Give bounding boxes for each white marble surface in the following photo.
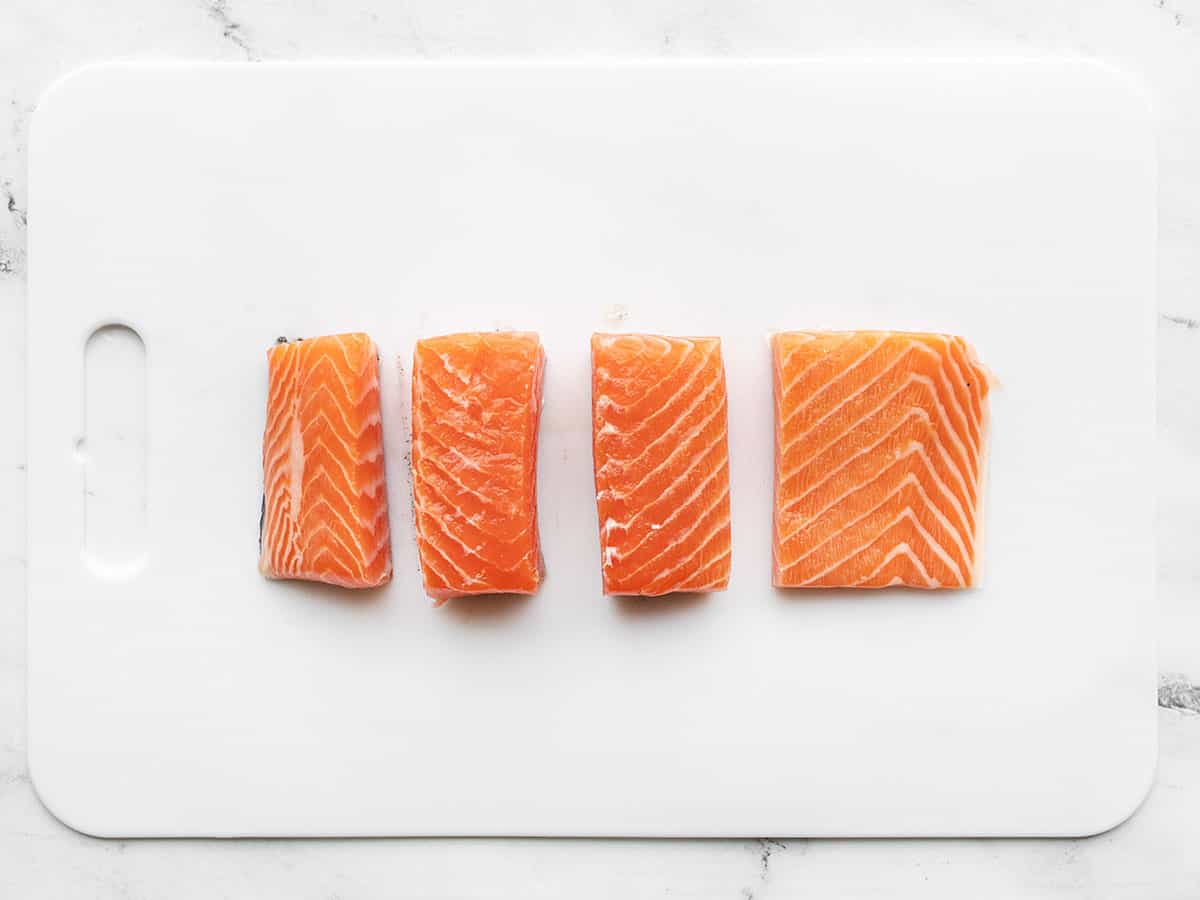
[0,1,1197,896]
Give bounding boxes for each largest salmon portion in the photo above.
[772,331,992,589]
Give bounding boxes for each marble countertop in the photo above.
[1,1,1197,897]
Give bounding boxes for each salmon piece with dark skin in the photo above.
[260,333,391,589]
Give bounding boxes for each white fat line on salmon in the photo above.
[299,382,381,440]
[777,332,872,406]
[778,441,973,564]
[603,447,729,559]
[779,373,977,515]
[593,333,684,362]
[680,572,731,593]
[295,425,372,490]
[595,377,721,479]
[262,485,296,551]
[414,405,511,457]
[301,457,365,515]
[263,350,301,448]
[412,482,533,548]
[916,384,979,506]
[778,335,890,431]
[287,399,305,529]
[854,541,938,588]
[773,331,823,379]
[644,546,732,595]
[778,424,975,555]
[324,334,366,376]
[780,472,969,581]
[597,422,726,510]
[593,339,714,417]
[302,494,377,549]
[306,342,380,404]
[414,361,478,413]
[779,408,930,506]
[943,349,988,458]
[415,503,518,569]
[928,338,985,445]
[795,505,965,587]
[907,343,982,478]
[618,493,731,583]
[685,546,736,586]
[418,534,485,587]
[416,553,456,594]
[435,352,474,386]
[358,475,388,499]
[356,492,391,528]
[597,392,726,493]
[600,335,705,380]
[417,427,522,472]
[303,523,373,581]
[415,453,517,515]
[784,337,966,445]
[414,497,536,570]
[363,527,393,563]
[603,545,619,569]
[643,529,731,593]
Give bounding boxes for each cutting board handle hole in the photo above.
[81,324,148,579]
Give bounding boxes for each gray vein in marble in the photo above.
[3,179,27,228]
[203,0,260,61]
[0,239,24,277]
[8,99,33,143]
[1159,674,1200,713]
[741,839,788,899]
[1160,313,1199,329]
[1154,0,1188,29]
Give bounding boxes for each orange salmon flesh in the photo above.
[591,333,733,596]
[772,331,991,589]
[410,332,545,603]
[260,333,392,589]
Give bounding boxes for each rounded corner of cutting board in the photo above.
[1069,738,1159,839]
[31,63,122,140]
[25,749,122,840]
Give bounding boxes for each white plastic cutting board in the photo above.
[27,60,1156,838]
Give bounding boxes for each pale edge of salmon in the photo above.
[259,333,393,590]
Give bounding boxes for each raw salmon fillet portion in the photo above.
[772,331,991,589]
[591,334,733,596]
[411,332,545,603]
[260,333,392,589]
